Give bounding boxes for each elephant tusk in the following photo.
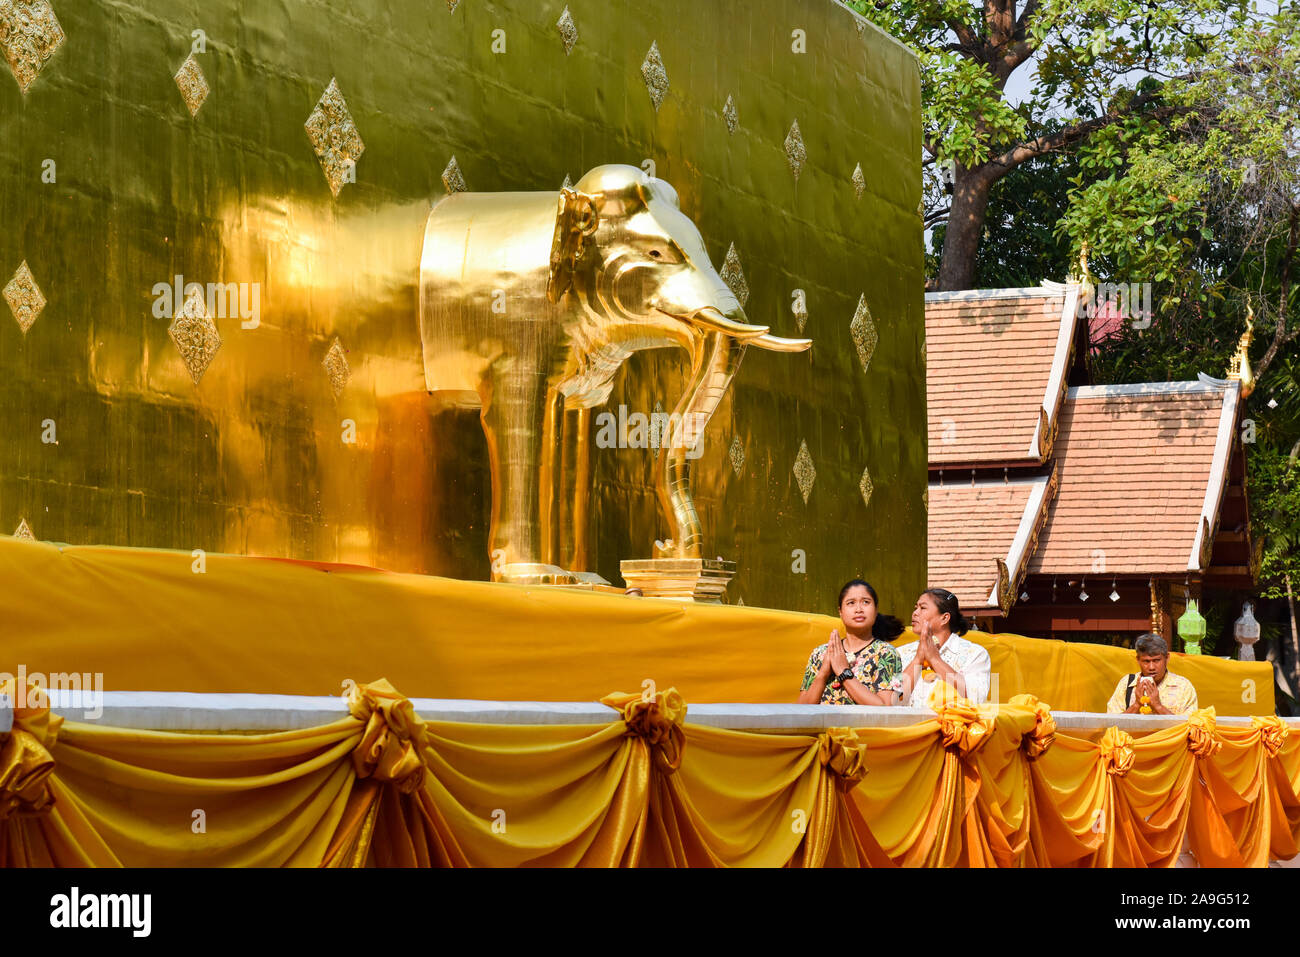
[689,306,770,340]
[749,332,813,353]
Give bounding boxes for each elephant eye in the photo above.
[649,249,662,259]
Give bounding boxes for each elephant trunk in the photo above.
[655,330,748,558]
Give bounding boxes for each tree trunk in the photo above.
[937,167,995,291]
[1287,576,1299,706]
[1253,202,1298,385]
[1285,436,1300,705]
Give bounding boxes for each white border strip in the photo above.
[930,475,1051,490]
[987,475,1052,609]
[925,286,1053,303]
[1027,284,1080,457]
[7,691,1289,735]
[1189,380,1241,570]
[1069,378,1224,399]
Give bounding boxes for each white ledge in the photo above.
[1,692,1293,735]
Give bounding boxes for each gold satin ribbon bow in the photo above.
[1009,693,1056,758]
[819,728,869,790]
[1099,726,1135,777]
[346,678,430,794]
[0,678,63,821]
[1186,707,1222,759]
[1251,715,1290,758]
[600,687,687,774]
[929,682,993,755]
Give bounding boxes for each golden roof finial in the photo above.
[1228,301,1256,397]
[1072,241,1094,301]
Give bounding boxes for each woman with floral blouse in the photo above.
[797,579,905,705]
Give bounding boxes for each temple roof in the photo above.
[1027,376,1242,576]
[928,469,1057,615]
[924,280,1254,620]
[925,282,1080,468]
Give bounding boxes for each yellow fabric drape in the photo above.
[3,676,1299,868]
[0,537,1273,714]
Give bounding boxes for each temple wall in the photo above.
[0,0,924,613]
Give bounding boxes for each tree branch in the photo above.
[943,16,980,56]
[983,91,1188,181]
[1014,0,1041,36]
[998,39,1035,80]
[925,206,952,226]
[991,0,1014,45]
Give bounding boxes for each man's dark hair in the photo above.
[1134,633,1169,657]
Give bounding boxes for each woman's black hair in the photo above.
[837,579,905,640]
[922,587,970,636]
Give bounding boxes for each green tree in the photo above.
[929,133,1078,287]
[844,0,1250,290]
[1057,7,1300,694]
[1058,7,1299,392]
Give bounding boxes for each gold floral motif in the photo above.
[852,162,865,199]
[305,77,365,198]
[849,294,878,371]
[4,260,45,334]
[556,7,577,55]
[441,155,467,194]
[174,52,208,117]
[719,243,748,308]
[728,436,745,476]
[784,120,806,181]
[793,440,816,504]
[168,288,222,385]
[0,0,65,94]
[641,41,668,111]
[723,94,738,134]
[12,517,35,541]
[859,466,873,509]
[323,337,351,399]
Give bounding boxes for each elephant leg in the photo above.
[479,368,569,582]
[539,389,565,567]
[656,332,748,558]
[569,406,592,571]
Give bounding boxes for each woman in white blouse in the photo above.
[896,588,992,706]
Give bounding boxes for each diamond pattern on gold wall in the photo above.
[174,53,209,117]
[168,288,222,385]
[0,0,65,94]
[305,78,364,198]
[4,260,45,334]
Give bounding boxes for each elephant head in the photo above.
[545,165,812,559]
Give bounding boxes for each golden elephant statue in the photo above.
[419,165,811,584]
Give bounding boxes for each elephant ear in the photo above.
[546,187,600,304]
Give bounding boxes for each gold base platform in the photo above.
[619,558,737,602]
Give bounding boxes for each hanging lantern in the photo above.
[1177,599,1207,655]
[1235,602,1261,661]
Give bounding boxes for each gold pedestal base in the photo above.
[619,558,736,603]
[497,564,611,587]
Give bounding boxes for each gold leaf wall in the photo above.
[0,0,926,616]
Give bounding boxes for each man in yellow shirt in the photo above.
[1106,633,1199,715]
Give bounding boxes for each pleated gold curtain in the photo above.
[2,677,1297,867]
